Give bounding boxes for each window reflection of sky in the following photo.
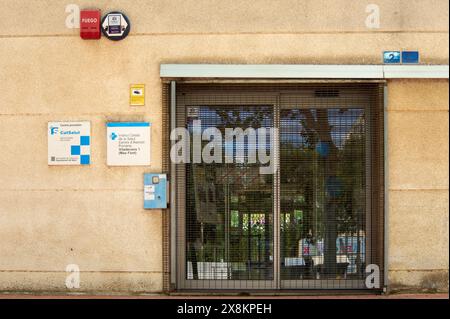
[186,107,364,156]
[187,106,273,158]
[281,108,365,149]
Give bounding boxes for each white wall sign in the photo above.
[48,121,91,165]
[106,122,151,166]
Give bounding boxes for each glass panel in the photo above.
[280,108,366,281]
[185,106,274,280]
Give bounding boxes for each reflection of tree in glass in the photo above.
[284,108,365,278]
[186,106,274,280]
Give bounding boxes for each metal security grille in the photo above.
[280,88,373,289]
[172,82,384,291]
[162,82,171,291]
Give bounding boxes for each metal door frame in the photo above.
[169,82,383,291]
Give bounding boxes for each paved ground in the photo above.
[0,293,448,299]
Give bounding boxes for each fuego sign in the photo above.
[80,9,101,39]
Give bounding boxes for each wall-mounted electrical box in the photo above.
[144,173,168,209]
[80,9,101,39]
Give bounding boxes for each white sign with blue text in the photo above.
[48,121,91,165]
[106,122,151,166]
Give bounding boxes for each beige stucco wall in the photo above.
[387,79,449,292]
[0,0,448,293]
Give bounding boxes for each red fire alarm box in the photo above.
[80,10,101,39]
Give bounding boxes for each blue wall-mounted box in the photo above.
[144,173,168,209]
[402,51,420,64]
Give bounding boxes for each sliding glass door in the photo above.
[279,96,369,289]
[185,105,274,288]
[174,84,382,290]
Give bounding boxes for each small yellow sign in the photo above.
[130,84,145,106]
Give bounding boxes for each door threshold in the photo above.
[169,289,383,297]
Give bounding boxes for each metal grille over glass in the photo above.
[280,104,368,289]
[174,83,384,290]
[186,106,274,283]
